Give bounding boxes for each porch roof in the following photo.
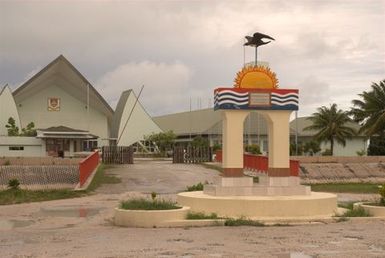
[36,126,98,139]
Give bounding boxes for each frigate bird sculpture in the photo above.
[244,32,275,65]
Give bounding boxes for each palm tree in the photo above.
[351,80,385,137]
[304,104,356,156]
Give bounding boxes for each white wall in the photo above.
[117,92,162,146]
[0,86,21,136]
[0,136,44,157]
[16,83,109,146]
[320,137,367,156]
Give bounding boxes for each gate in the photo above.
[173,146,213,163]
[102,146,134,164]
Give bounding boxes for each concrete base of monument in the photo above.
[203,176,310,196]
[177,191,337,219]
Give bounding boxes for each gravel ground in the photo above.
[0,160,384,258]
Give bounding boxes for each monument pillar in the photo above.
[222,110,249,177]
[260,110,292,177]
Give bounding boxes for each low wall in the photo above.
[215,150,299,176]
[0,165,79,190]
[292,156,385,164]
[79,151,100,187]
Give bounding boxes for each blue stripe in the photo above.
[271,94,298,99]
[216,92,249,98]
[271,99,298,104]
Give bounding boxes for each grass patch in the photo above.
[120,198,181,210]
[200,163,223,173]
[224,217,264,227]
[310,183,380,194]
[186,211,219,220]
[86,164,121,192]
[0,189,87,205]
[342,206,371,217]
[186,182,205,191]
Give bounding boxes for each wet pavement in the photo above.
[0,160,384,257]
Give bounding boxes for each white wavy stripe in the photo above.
[217,100,249,105]
[216,90,249,96]
[271,100,298,106]
[271,92,298,97]
[271,96,298,102]
[216,95,248,101]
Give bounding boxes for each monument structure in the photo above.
[178,32,337,219]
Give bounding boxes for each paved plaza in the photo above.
[0,160,384,258]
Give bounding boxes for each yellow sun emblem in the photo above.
[234,65,279,89]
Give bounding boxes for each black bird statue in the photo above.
[244,32,275,47]
[244,32,275,65]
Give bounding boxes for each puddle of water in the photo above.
[39,205,103,218]
[0,219,34,230]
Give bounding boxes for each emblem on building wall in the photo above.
[48,97,60,111]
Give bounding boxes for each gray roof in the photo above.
[39,126,88,133]
[154,110,363,137]
[154,108,280,136]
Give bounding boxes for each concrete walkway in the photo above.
[96,159,221,194]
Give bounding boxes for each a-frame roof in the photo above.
[13,55,114,118]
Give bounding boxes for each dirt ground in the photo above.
[0,160,384,258]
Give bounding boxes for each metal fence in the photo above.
[173,146,213,163]
[101,146,134,164]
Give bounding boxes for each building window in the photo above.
[9,146,24,151]
[82,140,98,151]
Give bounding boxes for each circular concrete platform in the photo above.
[177,191,337,219]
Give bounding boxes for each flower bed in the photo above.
[114,198,190,228]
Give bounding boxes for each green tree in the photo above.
[21,122,37,136]
[304,104,356,156]
[351,80,385,137]
[290,142,303,156]
[5,117,37,137]
[145,131,176,156]
[367,137,385,155]
[5,117,20,136]
[191,136,209,148]
[303,141,321,156]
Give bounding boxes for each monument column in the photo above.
[260,110,292,177]
[222,110,249,177]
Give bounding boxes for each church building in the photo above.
[0,55,162,157]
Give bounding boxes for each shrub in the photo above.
[186,212,218,220]
[245,144,261,155]
[3,160,11,166]
[224,217,264,227]
[186,182,204,191]
[378,184,385,206]
[343,206,371,217]
[212,143,222,152]
[151,192,157,201]
[322,149,332,156]
[8,179,20,190]
[120,198,181,210]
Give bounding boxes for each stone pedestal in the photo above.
[203,175,310,196]
[221,110,249,177]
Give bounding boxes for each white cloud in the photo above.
[0,0,384,117]
[96,61,193,115]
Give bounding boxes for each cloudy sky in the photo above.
[1,0,384,118]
